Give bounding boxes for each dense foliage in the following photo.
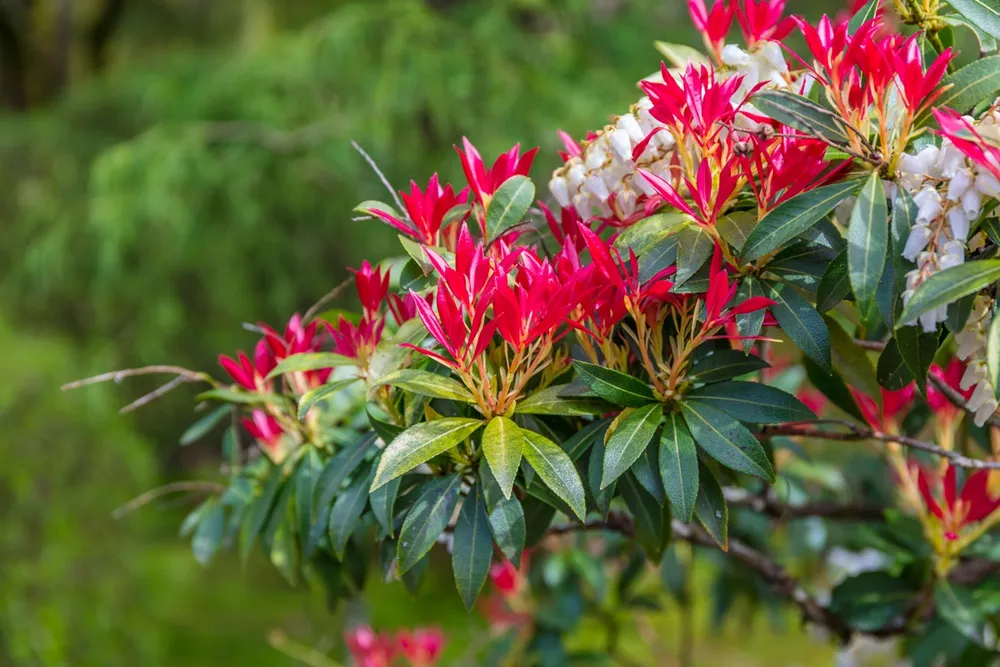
[74,0,1000,665]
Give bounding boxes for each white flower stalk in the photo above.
[954,296,999,426]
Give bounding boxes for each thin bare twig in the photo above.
[111,481,225,519]
[722,487,885,521]
[303,278,352,323]
[761,421,1000,470]
[268,630,345,667]
[62,365,215,391]
[350,141,405,213]
[119,375,190,413]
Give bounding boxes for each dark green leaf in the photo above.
[803,357,866,422]
[932,56,1000,116]
[377,368,475,402]
[694,461,728,549]
[297,378,361,420]
[192,501,225,566]
[522,496,557,546]
[689,349,769,383]
[849,0,880,32]
[947,0,1000,40]
[765,280,832,373]
[515,384,611,416]
[769,243,831,291]
[675,225,714,286]
[314,433,374,512]
[372,417,483,490]
[736,277,767,352]
[830,571,915,631]
[295,448,323,554]
[588,436,616,520]
[638,232,681,283]
[521,429,587,521]
[481,416,524,500]
[892,190,918,298]
[485,175,535,243]
[896,325,939,395]
[899,260,1000,328]
[265,352,354,379]
[630,445,666,505]
[816,250,850,312]
[488,495,526,567]
[827,315,881,403]
[680,402,775,482]
[398,474,463,574]
[602,403,662,489]
[687,381,815,424]
[180,406,230,446]
[621,473,671,563]
[574,361,657,407]
[716,211,755,252]
[751,91,852,147]
[370,476,401,537]
[944,14,999,54]
[328,465,372,559]
[367,318,429,386]
[240,464,284,562]
[847,171,888,310]
[559,418,610,462]
[947,293,976,333]
[659,412,699,522]
[877,338,915,391]
[452,486,493,610]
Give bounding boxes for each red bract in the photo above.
[578,223,677,316]
[456,137,538,206]
[688,0,734,58]
[851,384,916,431]
[884,36,952,115]
[639,157,741,227]
[353,261,390,318]
[260,314,332,391]
[642,63,744,148]
[242,410,285,458]
[345,626,396,667]
[370,175,468,247]
[934,109,1000,181]
[743,136,839,211]
[736,0,792,47]
[928,360,973,423]
[219,339,275,392]
[493,253,579,351]
[327,314,385,362]
[702,245,774,332]
[793,16,879,89]
[397,628,445,667]
[915,464,1000,540]
[538,201,587,251]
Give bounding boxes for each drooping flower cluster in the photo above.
[345,625,445,667]
[954,295,999,426]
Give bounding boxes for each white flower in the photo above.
[940,240,966,269]
[567,162,586,190]
[919,309,942,333]
[962,187,983,219]
[976,171,1000,198]
[948,207,971,242]
[968,380,995,413]
[549,175,570,208]
[615,187,637,217]
[899,146,939,178]
[609,128,633,162]
[722,44,752,67]
[947,168,973,201]
[901,225,932,261]
[939,141,967,178]
[914,186,943,225]
[585,174,609,200]
[617,114,645,143]
[974,397,998,426]
[758,41,788,73]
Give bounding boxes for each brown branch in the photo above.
[119,376,191,413]
[61,365,215,391]
[111,481,225,519]
[722,487,885,521]
[303,278,352,323]
[762,421,1000,470]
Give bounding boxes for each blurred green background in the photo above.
[0,1,844,665]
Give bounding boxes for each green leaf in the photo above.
[944,14,998,54]
[601,403,662,489]
[849,0,880,32]
[693,461,728,549]
[614,212,686,255]
[947,0,1000,40]
[297,377,360,420]
[630,446,666,505]
[751,90,852,146]
[674,225,714,286]
[621,473,671,563]
[899,260,1000,328]
[690,349,769,383]
[295,448,323,554]
[769,243,832,291]
[659,412,699,522]
[452,486,493,610]
[574,361,657,407]
[180,406,230,446]
[377,368,474,402]
[891,189,918,297]
[314,433,374,512]
[482,416,525,500]
[638,232,681,283]
[687,381,815,424]
[265,352,354,379]
[803,357,866,422]
[197,388,283,406]
[397,474,463,574]
[367,409,403,444]
[826,316,881,403]
[877,338,915,391]
[485,175,535,243]
[588,435,616,519]
[559,419,610,462]
[816,250,851,312]
[947,293,976,333]
[372,418,483,490]
[765,280,832,373]
[988,315,1000,399]
[716,211,755,252]
[829,571,915,631]
[192,501,225,566]
[367,318,429,386]
[370,476,401,537]
[680,402,775,482]
[516,384,611,416]
[932,56,1000,115]
[488,495,526,567]
[847,171,888,310]
[654,41,711,68]
[896,325,939,395]
[355,199,403,220]
[521,429,587,521]
[741,180,859,262]
[240,464,284,562]
[328,466,372,559]
[735,277,767,352]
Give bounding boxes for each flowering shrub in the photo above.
[71,0,1000,663]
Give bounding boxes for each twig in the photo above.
[852,339,886,351]
[62,365,215,391]
[119,376,190,413]
[303,278,352,323]
[268,630,344,667]
[111,481,225,519]
[350,141,405,213]
[761,421,1000,470]
[722,487,885,521]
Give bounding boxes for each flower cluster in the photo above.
[344,626,445,667]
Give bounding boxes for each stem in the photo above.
[111,481,225,519]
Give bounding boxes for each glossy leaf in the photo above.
[516,384,611,416]
[574,361,657,407]
[265,352,354,379]
[674,225,714,286]
[485,175,535,243]
[452,486,493,610]
[372,418,483,490]
[735,277,767,352]
[192,501,225,566]
[689,349,769,383]
[816,250,850,312]
[614,212,686,255]
[297,377,360,420]
[294,448,323,554]
[694,461,728,549]
[716,211,755,252]
[680,402,775,482]
[240,464,284,562]
[765,280,832,373]
[180,406,230,446]
[521,429,587,521]
[328,465,372,559]
[932,56,1000,115]
[827,316,881,404]
[559,418,610,462]
[751,91,852,146]
[638,232,681,283]
[488,495,526,567]
[621,473,671,563]
[314,433,374,512]
[482,416,524,500]
[687,381,815,424]
[877,338,915,391]
[849,0,879,32]
[397,474,463,574]
[896,325,939,395]
[630,445,666,505]
[588,435,616,520]
[378,368,475,402]
[659,412,699,522]
[898,261,1000,328]
[601,403,662,489]
[847,171,888,310]
[804,357,866,422]
[948,0,1000,40]
[741,180,859,262]
[370,475,401,537]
